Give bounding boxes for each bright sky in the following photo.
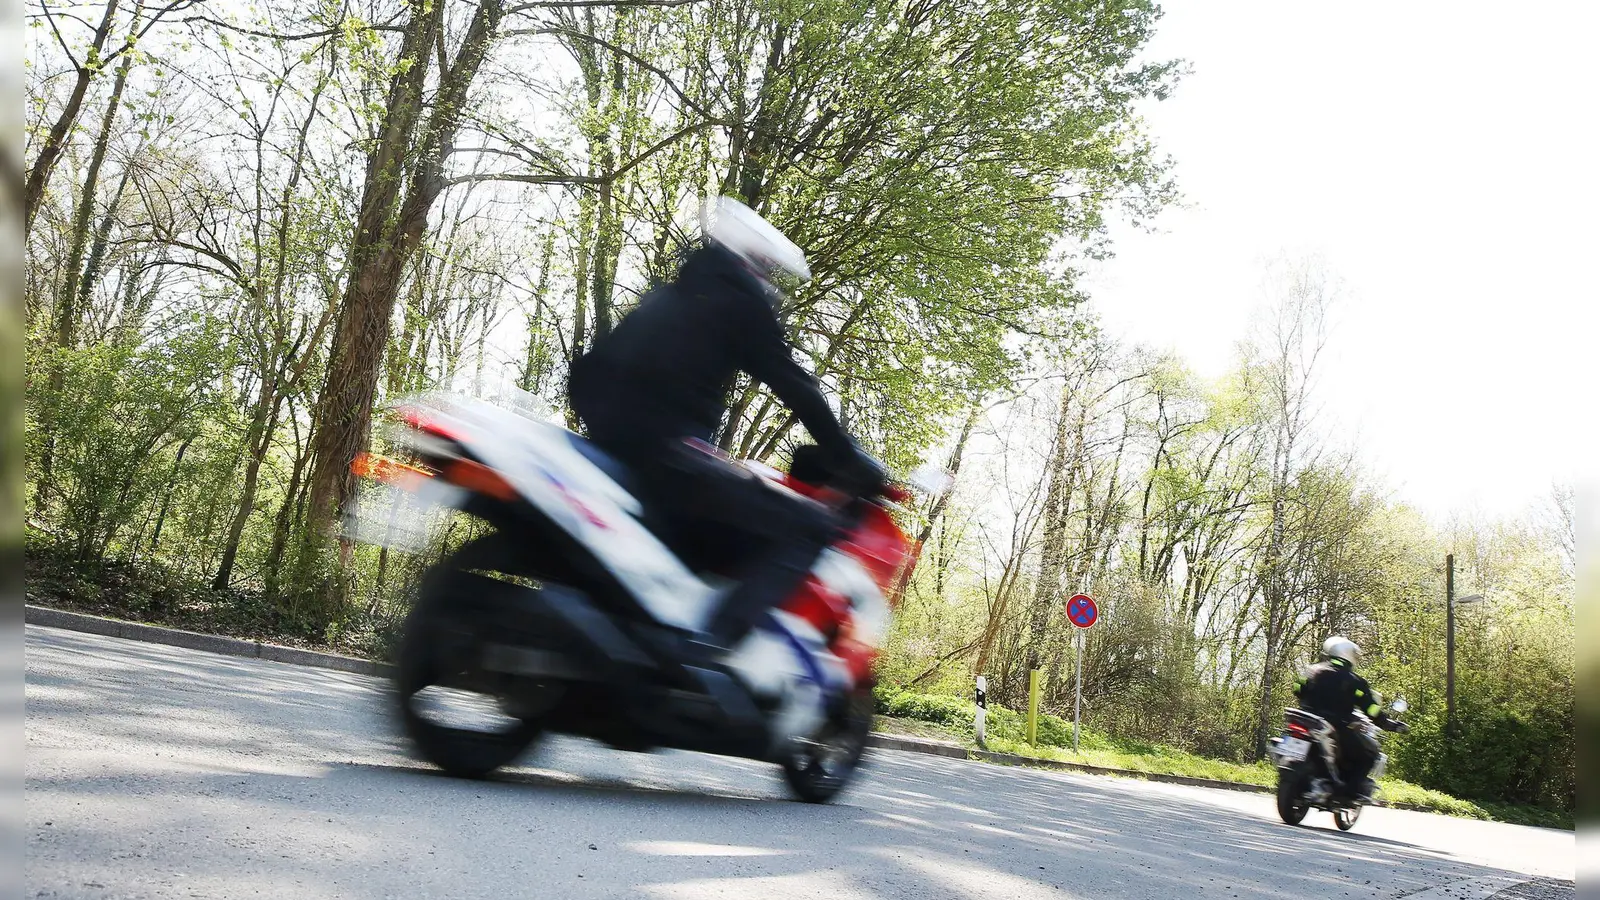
[1081,1,1599,521]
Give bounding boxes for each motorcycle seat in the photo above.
[561,432,769,574]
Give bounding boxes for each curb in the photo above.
[25,605,394,678]
[866,733,1272,794]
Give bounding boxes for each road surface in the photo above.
[25,626,1576,899]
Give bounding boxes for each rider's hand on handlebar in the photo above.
[831,442,886,496]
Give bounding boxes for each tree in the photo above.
[1249,258,1334,758]
[24,0,201,232]
[301,0,509,571]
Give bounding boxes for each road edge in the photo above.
[25,604,393,678]
[865,732,1273,794]
[18,604,1440,812]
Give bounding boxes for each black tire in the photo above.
[782,686,874,803]
[1276,767,1309,825]
[1334,806,1361,831]
[395,533,558,779]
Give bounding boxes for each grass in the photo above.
[873,688,1573,831]
[978,734,1278,787]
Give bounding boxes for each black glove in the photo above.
[831,442,886,496]
[1388,720,1409,734]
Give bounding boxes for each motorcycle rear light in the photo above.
[440,459,517,501]
[1286,722,1311,738]
[351,452,433,488]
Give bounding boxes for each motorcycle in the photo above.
[1268,697,1408,830]
[347,393,927,803]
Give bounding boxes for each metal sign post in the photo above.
[1066,593,1098,754]
[1073,630,1084,753]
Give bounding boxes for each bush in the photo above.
[874,684,1131,754]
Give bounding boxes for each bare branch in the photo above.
[444,171,604,188]
[446,121,713,189]
[508,0,700,12]
[180,13,407,41]
[503,25,720,123]
[103,0,209,65]
[38,1,85,69]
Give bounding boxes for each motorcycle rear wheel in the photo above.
[782,686,874,803]
[1276,767,1309,825]
[1334,805,1361,831]
[395,533,560,779]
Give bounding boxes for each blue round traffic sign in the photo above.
[1067,594,1098,628]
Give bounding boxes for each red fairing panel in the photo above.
[778,474,916,683]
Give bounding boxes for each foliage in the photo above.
[877,319,1576,814]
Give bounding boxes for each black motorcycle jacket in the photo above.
[570,242,854,460]
[1293,658,1400,729]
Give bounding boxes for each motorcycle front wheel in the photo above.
[1276,766,1309,825]
[782,686,874,803]
[1334,805,1361,831]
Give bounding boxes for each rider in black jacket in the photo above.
[1295,636,1408,800]
[569,197,880,655]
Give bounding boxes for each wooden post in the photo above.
[1027,670,1041,745]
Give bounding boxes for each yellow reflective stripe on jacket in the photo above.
[1366,703,1381,717]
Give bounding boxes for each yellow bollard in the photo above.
[1027,669,1041,745]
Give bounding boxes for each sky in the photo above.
[1079,1,1599,521]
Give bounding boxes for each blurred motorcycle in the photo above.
[348,393,928,802]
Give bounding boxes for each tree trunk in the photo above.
[56,43,135,349]
[148,436,192,552]
[303,0,504,546]
[25,0,123,233]
[1253,427,1292,757]
[892,404,978,601]
[35,32,137,498]
[78,170,133,334]
[518,230,557,393]
[211,375,284,590]
[1024,382,1075,671]
[265,424,313,600]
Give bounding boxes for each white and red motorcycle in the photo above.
[349,393,925,802]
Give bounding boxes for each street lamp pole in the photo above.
[1444,553,1484,737]
[1446,553,1455,735]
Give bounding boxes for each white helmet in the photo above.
[700,196,812,290]
[1322,636,1361,668]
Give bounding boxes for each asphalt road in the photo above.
[25,626,1576,900]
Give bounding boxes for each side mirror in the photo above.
[908,464,954,497]
[1390,698,1408,714]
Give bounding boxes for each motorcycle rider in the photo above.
[568,196,881,661]
[1294,636,1409,801]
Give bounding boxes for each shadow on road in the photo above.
[25,626,1565,900]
